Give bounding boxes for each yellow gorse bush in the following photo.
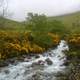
[0,31,46,59]
[48,32,60,45]
[0,31,79,60]
[67,34,80,47]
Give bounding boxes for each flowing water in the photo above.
[0,40,69,80]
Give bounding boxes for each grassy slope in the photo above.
[0,17,25,31]
[49,11,80,33]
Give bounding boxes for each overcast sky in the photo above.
[7,0,80,21]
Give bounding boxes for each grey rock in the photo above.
[0,61,8,67]
[35,55,40,59]
[45,58,53,65]
[4,70,10,74]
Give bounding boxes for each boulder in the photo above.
[63,60,70,66]
[45,58,53,65]
[0,61,9,67]
[38,60,45,65]
[4,70,10,74]
[31,60,45,67]
[24,58,30,62]
[35,55,40,59]
[31,62,39,67]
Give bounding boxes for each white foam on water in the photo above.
[0,40,69,80]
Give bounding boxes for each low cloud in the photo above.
[7,0,80,21]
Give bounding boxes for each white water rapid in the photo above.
[0,40,69,80]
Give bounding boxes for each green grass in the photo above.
[48,11,80,33]
[0,17,26,31]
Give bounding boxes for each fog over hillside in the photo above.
[7,0,80,21]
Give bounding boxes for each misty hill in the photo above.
[49,11,80,33]
[0,17,25,31]
[0,11,80,33]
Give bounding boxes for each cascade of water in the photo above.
[0,40,69,80]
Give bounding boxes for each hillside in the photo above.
[0,17,25,31]
[49,11,80,33]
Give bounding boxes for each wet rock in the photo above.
[31,72,43,80]
[22,55,27,58]
[31,60,45,68]
[48,53,53,57]
[45,58,53,65]
[13,60,19,65]
[30,71,54,80]
[4,70,10,74]
[8,59,15,64]
[13,73,20,79]
[54,72,65,77]
[57,76,68,80]
[0,61,9,67]
[5,58,19,65]
[24,58,29,62]
[24,56,33,62]
[38,60,45,65]
[69,64,80,80]
[31,62,39,67]
[17,57,24,62]
[63,60,70,66]
[35,55,40,59]
[27,56,31,59]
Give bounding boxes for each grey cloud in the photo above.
[7,0,80,21]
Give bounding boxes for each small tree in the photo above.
[49,20,68,34]
[26,13,48,31]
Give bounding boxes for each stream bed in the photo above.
[0,40,69,80]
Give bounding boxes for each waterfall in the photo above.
[0,40,69,80]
